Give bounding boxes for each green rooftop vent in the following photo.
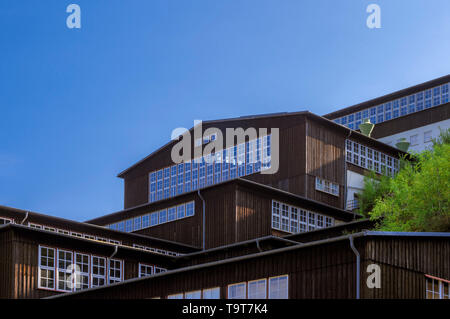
[395,138,410,152]
[359,118,374,137]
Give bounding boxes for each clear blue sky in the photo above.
[1,0,449,221]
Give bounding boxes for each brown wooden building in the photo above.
[48,231,450,299]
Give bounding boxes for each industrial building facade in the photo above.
[0,76,449,299]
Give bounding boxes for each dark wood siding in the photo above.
[371,102,450,139]
[58,235,450,299]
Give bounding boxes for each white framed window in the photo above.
[139,264,154,277]
[315,177,339,196]
[38,246,55,290]
[168,293,184,299]
[154,267,167,273]
[56,249,73,292]
[248,279,267,299]
[185,290,202,299]
[0,217,13,225]
[43,226,56,232]
[426,276,450,299]
[29,223,42,229]
[345,139,398,176]
[91,256,106,287]
[272,200,333,233]
[75,253,90,291]
[168,206,177,221]
[228,282,246,299]
[268,275,288,299]
[186,201,195,217]
[202,287,220,299]
[108,259,122,284]
[271,201,280,229]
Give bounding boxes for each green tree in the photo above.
[359,129,450,232]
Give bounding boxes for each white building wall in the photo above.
[346,170,366,210]
[377,119,450,153]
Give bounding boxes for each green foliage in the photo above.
[359,129,450,232]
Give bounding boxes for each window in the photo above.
[203,287,220,299]
[177,204,185,219]
[272,201,280,229]
[159,209,167,224]
[248,279,267,299]
[91,256,106,287]
[139,264,154,277]
[268,275,288,299]
[155,267,167,273]
[75,253,90,291]
[410,134,418,146]
[168,207,177,222]
[39,246,55,289]
[281,204,289,232]
[108,259,122,284]
[345,139,398,176]
[57,249,73,292]
[185,290,202,299]
[142,215,150,229]
[272,200,333,234]
[228,282,246,299]
[0,217,13,225]
[186,201,195,217]
[424,130,432,143]
[426,276,450,299]
[133,216,141,231]
[315,177,339,196]
[150,212,158,226]
[125,219,133,232]
[168,293,184,299]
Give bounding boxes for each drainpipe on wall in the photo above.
[197,189,206,250]
[20,211,29,225]
[349,235,361,299]
[109,245,118,259]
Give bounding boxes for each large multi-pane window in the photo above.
[271,200,334,234]
[203,287,220,299]
[248,279,267,299]
[228,282,246,299]
[346,140,399,177]
[57,249,73,292]
[39,246,124,292]
[334,83,450,128]
[38,246,55,289]
[268,275,289,299]
[185,290,202,299]
[227,275,288,299]
[148,135,272,203]
[426,276,450,299]
[75,253,90,290]
[91,256,107,287]
[108,259,123,284]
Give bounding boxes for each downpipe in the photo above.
[349,235,360,299]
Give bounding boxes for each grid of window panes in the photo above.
[333,83,450,129]
[149,134,272,203]
[271,200,334,234]
[426,277,450,299]
[38,246,123,292]
[227,275,288,299]
[346,140,399,177]
[133,244,180,257]
[107,201,195,234]
[315,177,339,196]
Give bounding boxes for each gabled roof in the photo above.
[116,111,407,178]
